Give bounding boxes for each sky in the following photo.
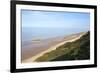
[21,10,90,30]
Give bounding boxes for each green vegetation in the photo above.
[35,32,90,62]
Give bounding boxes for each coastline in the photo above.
[22,32,86,63]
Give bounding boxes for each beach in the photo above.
[22,32,86,63]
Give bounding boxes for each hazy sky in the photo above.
[22,10,90,29]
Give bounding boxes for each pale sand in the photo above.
[22,32,86,63]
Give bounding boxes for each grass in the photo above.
[35,31,90,62]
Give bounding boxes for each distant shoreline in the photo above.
[22,32,86,63]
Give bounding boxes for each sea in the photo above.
[22,27,87,42]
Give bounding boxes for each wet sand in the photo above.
[22,32,86,63]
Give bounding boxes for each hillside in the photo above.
[35,31,90,62]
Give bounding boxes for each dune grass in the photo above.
[35,31,90,62]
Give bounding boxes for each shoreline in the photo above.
[22,32,86,63]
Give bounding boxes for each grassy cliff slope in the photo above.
[35,31,90,62]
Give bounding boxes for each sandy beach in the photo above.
[22,32,86,63]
